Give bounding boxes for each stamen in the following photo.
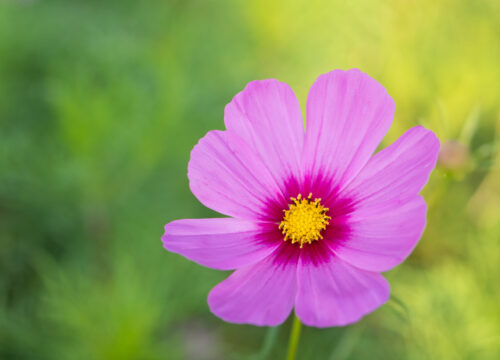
[278,193,331,248]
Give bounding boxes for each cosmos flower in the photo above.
[162,69,439,327]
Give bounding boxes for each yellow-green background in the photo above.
[1,0,499,359]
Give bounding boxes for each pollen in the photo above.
[279,193,331,248]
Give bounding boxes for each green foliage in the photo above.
[0,0,499,359]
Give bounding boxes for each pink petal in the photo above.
[303,69,395,193]
[188,130,282,219]
[332,126,440,272]
[295,244,390,327]
[224,79,304,192]
[208,245,298,326]
[162,218,280,270]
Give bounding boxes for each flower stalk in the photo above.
[286,314,302,360]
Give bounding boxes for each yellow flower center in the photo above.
[279,193,331,248]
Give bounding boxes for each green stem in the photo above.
[286,314,302,360]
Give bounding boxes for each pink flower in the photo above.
[162,69,439,328]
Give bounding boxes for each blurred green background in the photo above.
[1,0,499,359]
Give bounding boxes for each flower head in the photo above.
[162,69,440,327]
